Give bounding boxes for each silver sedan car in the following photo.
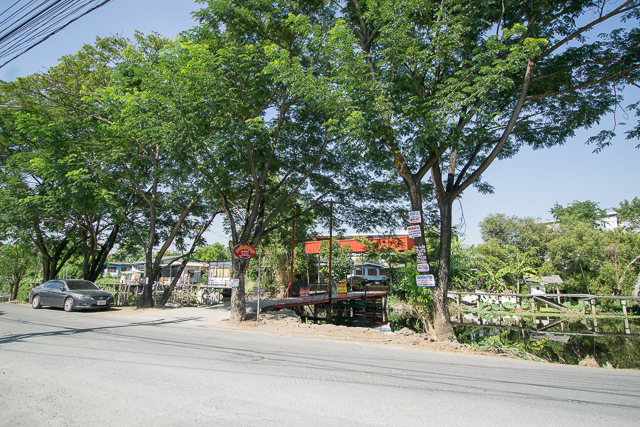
[29,279,114,312]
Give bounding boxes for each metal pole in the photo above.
[327,201,333,322]
[577,254,591,295]
[289,218,296,298]
[257,248,261,322]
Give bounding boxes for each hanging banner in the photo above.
[233,244,256,260]
[417,263,430,273]
[337,281,348,297]
[415,245,428,264]
[409,211,422,224]
[416,275,436,287]
[408,225,422,238]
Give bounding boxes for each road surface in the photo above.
[1,303,639,426]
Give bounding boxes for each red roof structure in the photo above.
[304,235,415,254]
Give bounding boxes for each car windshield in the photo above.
[65,280,99,290]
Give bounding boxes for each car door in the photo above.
[48,281,67,307]
[38,282,56,305]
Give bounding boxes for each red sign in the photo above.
[234,244,256,260]
[299,287,310,298]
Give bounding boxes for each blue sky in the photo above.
[2,0,638,246]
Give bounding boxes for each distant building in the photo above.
[523,275,563,294]
[304,234,415,255]
[131,258,208,284]
[103,262,133,278]
[348,262,389,283]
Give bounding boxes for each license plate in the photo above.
[97,300,106,306]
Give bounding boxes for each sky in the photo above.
[1,0,638,247]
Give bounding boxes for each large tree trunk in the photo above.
[82,224,120,282]
[230,255,249,323]
[138,255,158,308]
[432,200,456,341]
[403,177,437,337]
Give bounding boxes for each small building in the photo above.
[348,263,388,283]
[207,261,232,286]
[524,275,563,295]
[131,258,209,284]
[304,234,415,254]
[103,262,133,278]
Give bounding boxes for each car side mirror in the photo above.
[60,286,65,291]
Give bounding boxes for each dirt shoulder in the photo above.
[209,309,477,355]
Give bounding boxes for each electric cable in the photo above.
[0,0,116,69]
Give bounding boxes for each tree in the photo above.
[305,0,639,340]
[85,34,225,307]
[0,243,34,300]
[319,239,354,282]
[194,243,230,262]
[0,37,127,282]
[615,197,640,295]
[191,1,366,322]
[479,214,553,266]
[551,200,607,227]
[616,197,640,230]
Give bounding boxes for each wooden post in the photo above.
[456,294,460,307]
[583,300,587,315]
[314,303,319,324]
[622,299,629,317]
[530,297,535,313]
[591,298,596,315]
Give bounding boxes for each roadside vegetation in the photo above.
[1,1,639,343]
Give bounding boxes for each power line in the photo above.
[0,0,115,69]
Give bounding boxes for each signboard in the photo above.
[230,279,240,288]
[208,277,230,287]
[234,244,256,260]
[417,263,430,273]
[253,287,265,296]
[299,287,310,298]
[407,225,422,238]
[409,211,422,224]
[416,275,436,287]
[337,281,348,297]
[415,245,428,264]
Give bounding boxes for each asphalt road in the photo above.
[1,303,639,427]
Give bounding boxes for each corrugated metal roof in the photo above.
[305,235,415,254]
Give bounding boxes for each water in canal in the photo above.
[389,311,640,369]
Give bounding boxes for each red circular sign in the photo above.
[233,244,256,260]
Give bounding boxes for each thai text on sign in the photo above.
[409,211,421,223]
[416,275,436,287]
[337,281,348,297]
[408,225,421,238]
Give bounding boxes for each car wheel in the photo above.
[63,297,75,312]
[31,295,42,309]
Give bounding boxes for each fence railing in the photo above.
[448,291,640,316]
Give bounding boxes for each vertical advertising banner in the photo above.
[337,281,348,297]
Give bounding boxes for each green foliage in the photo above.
[616,198,640,231]
[319,239,354,281]
[476,200,640,296]
[194,243,230,262]
[0,243,35,300]
[551,201,607,228]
